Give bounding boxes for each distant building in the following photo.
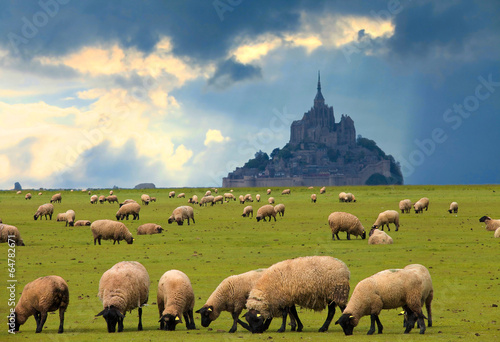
[223,72,403,188]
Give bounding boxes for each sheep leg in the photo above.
[36,312,48,333]
[34,311,41,329]
[187,218,190,225]
[235,313,251,332]
[137,307,143,331]
[367,314,383,335]
[184,309,196,330]
[318,302,336,332]
[346,232,351,240]
[192,217,195,224]
[289,305,303,332]
[277,308,288,332]
[263,317,273,332]
[58,307,65,333]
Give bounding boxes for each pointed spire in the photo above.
[314,70,325,106]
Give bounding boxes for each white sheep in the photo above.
[141,194,151,205]
[109,190,113,195]
[368,228,394,244]
[177,193,185,198]
[91,219,134,245]
[224,193,236,201]
[338,191,347,202]
[414,197,429,213]
[335,264,433,335]
[267,189,271,195]
[150,196,157,202]
[479,216,500,231]
[63,209,76,227]
[33,203,54,220]
[311,194,317,203]
[244,194,253,202]
[274,203,285,217]
[115,202,141,220]
[268,197,275,204]
[119,199,137,207]
[344,192,355,202]
[169,191,176,198]
[244,256,350,333]
[0,224,25,246]
[242,205,253,218]
[199,195,214,206]
[96,261,150,332]
[90,195,98,204]
[448,202,458,214]
[372,210,400,231]
[25,193,32,200]
[74,220,91,227]
[157,270,196,331]
[256,194,261,202]
[99,195,106,204]
[50,193,62,203]
[281,189,291,195]
[256,205,276,222]
[196,269,266,333]
[106,195,118,204]
[137,223,163,235]
[205,190,212,197]
[328,212,366,240]
[320,186,326,194]
[213,195,224,204]
[238,195,245,204]
[168,206,195,225]
[494,227,500,238]
[12,275,69,333]
[188,195,199,204]
[399,199,412,213]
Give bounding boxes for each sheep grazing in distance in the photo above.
[448,202,458,214]
[188,195,199,204]
[16,190,21,194]
[242,206,253,218]
[74,220,91,227]
[256,194,261,202]
[494,227,500,238]
[169,191,176,198]
[368,228,393,244]
[268,197,275,204]
[34,203,54,220]
[244,194,253,202]
[274,203,285,217]
[224,193,236,201]
[335,264,433,335]
[150,196,156,202]
[256,205,276,222]
[38,192,42,196]
[56,210,75,227]
[157,270,196,331]
[338,191,347,202]
[328,212,366,240]
[168,206,195,225]
[12,275,69,333]
[320,186,326,194]
[109,190,113,195]
[196,269,266,333]
[372,210,400,231]
[479,216,500,231]
[50,193,62,203]
[116,202,141,220]
[199,195,215,207]
[90,195,98,204]
[399,199,412,213]
[0,224,25,246]
[99,195,106,204]
[344,192,356,202]
[266,189,271,195]
[91,220,134,245]
[119,199,137,207]
[205,190,212,197]
[213,195,224,204]
[244,256,350,333]
[177,193,185,199]
[25,193,32,200]
[281,189,291,195]
[141,194,151,205]
[238,195,245,204]
[414,197,429,213]
[137,223,163,235]
[311,194,317,203]
[97,261,149,333]
[106,195,118,204]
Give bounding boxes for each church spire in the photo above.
[314,70,325,106]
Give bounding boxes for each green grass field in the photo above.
[1,185,499,341]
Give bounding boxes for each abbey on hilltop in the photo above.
[222,72,403,188]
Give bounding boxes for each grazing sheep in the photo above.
[50,193,62,203]
[188,195,199,204]
[115,202,141,220]
[244,256,350,333]
[168,206,195,225]
[199,195,215,207]
[150,196,157,202]
[281,189,291,195]
[328,212,366,240]
[267,189,271,195]
[238,195,245,204]
[196,269,266,333]
[106,195,118,204]
[205,190,212,197]
[268,197,275,204]
[109,190,113,195]
[399,199,412,213]
[413,197,429,213]
[141,194,151,205]
[320,187,326,194]
[448,202,458,214]
[74,220,91,227]
[368,228,394,244]
[90,195,98,204]
[335,264,433,335]
[177,193,185,198]
[119,199,137,207]
[157,270,196,331]
[91,219,134,245]
[243,194,253,202]
[213,195,224,204]
[25,193,32,200]
[0,224,25,246]
[274,203,285,217]
[96,261,149,332]
[495,227,500,238]
[372,210,400,231]
[34,203,54,220]
[256,194,261,202]
[137,223,163,235]
[242,206,253,218]
[311,194,317,203]
[169,191,176,198]
[479,216,500,231]
[338,192,347,202]
[12,275,69,333]
[57,209,75,227]
[99,195,106,204]
[16,190,21,194]
[88,190,91,195]
[38,192,42,196]
[256,205,277,222]
[224,193,236,201]
[344,193,355,202]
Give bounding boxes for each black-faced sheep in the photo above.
[96,261,150,332]
[91,219,134,245]
[256,205,276,222]
[90,195,98,204]
[281,189,291,195]
[177,193,185,199]
[328,212,366,240]
[274,203,285,217]
[268,197,275,204]
[50,193,62,203]
[414,197,429,213]
[99,195,106,204]
[106,195,118,204]
[213,195,224,204]
[399,199,412,213]
[199,195,214,206]
[34,203,54,220]
[74,220,91,227]
[311,194,317,203]
[115,202,141,220]
[244,194,253,202]
[242,205,253,218]
[224,193,236,201]
[267,189,271,195]
[56,210,75,227]
[168,206,195,225]
[372,210,399,231]
[188,195,199,204]
[368,228,394,244]
[256,194,261,202]
[137,223,163,235]
[119,199,137,207]
[25,193,32,200]
[238,195,245,204]
[338,191,347,202]
[0,224,25,246]
[244,256,350,333]
[479,216,500,231]
[12,275,69,333]
[141,194,150,205]
[150,196,156,202]
[169,191,176,198]
[335,264,433,335]
[157,270,196,331]
[320,186,326,194]
[448,202,458,213]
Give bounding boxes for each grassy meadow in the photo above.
[0,185,499,341]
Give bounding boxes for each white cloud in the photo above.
[204,129,230,146]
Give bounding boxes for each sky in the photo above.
[0,0,499,189]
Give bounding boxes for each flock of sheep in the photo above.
[3,186,498,336]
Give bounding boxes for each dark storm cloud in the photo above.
[207,57,262,89]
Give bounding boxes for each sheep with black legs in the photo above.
[328,212,366,240]
[399,199,412,213]
[242,206,253,218]
[91,220,134,245]
[479,216,500,231]
[34,203,54,220]
[50,193,62,203]
[448,202,458,213]
[141,194,150,205]
[372,210,399,231]
[0,224,25,246]
[256,205,276,222]
[311,194,317,203]
[274,203,285,217]
[168,206,195,225]
[115,202,141,220]
[137,223,163,235]
[106,195,118,204]
[414,197,429,213]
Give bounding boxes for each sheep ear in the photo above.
[95,310,106,317]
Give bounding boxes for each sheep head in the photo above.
[195,305,219,327]
[242,309,266,333]
[335,313,358,335]
[96,306,125,333]
[159,314,181,331]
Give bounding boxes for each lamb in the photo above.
[90,195,98,204]
[281,189,291,195]
[74,220,91,227]
[96,261,150,332]
[25,193,32,200]
[495,227,500,238]
[242,205,253,218]
[239,195,245,204]
[244,194,253,202]
[56,209,75,227]
[150,196,157,202]
[268,197,275,204]
[91,219,134,245]
[338,192,347,202]
[137,223,163,235]
[169,191,176,198]
[479,216,500,231]
[256,194,261,202]
[12,275,69,333]
[244,256,350,333]
[199,195,214,206]
[188,195,199,204]
[168,206,195,225]
[157,270,196,331]
[205,190,212,196]
[413,197,429,213]
[328,212,366,240]
[311,194,317,203]
[448,202,458,214]
[177,193,185,198]
[267,189,271,195]
[196,269,266,333]
[213,195,224,204]
[335,264,433,335]
[320,186,326,194]
[368,228,394,244]
[140,194,151,205]
[115,202,141,220]
[224,193,236,201]
[50,193,62,203]
[34,203,54,220]
[106,195,118,204]
[0,224,25,246]
[372,210,400,231]
[399,199,412,213]
[99,195,106,204]
[256,205,277,222]
[274,203,285,217]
